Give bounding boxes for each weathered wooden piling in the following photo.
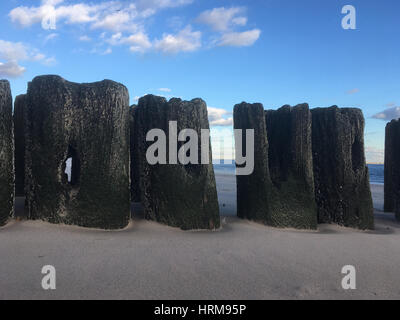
[265,104,317,229]
[312,106,374,229]
[134,95,220,230]
[384,119,400,220]
[233,102,274,224]
[25,75,130,229]
[0,80,14,226]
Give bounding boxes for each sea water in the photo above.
[368,164,384,185]
[213,161,384,185]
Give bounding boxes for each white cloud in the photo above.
[154,25,201,53]
[107,32,123,45]
[9,6,42,27]
[90,6,139,33]
[210,118,233,126]
[9,1,192,32]
[196,7,260,48]
[158,88,172,92]
[42,56,57,65]
[372,107,400,121]
[91,47,112,55]
[9,1,104,27]
[79,35,91,42]
[102,48,112,55]
[0,40,28,61]
[218,29,261,47]
[56,3,102,24]
[123,33,152,53]
[106,26,200,54]
[106,31,152,53]
[31,53,46,61]
[8,1,197,55]
[365,146,384,164]
[208,107,233,127]
[44,33,59,43]
[0,39,55,77]
[9,1,260,55]
[0,61,26,78]
[197,7,247,32]
[232,16,247,26]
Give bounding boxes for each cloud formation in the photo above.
[44,33,59,43]
[107,32,153,53]
[197,7,247,32]
[0,39,55,77]
[372,106,400,121]
[0,61,26,78]
[197,6,261,48]
[9,0,193,33]
[154,26,201,54]
[208,107,233,127]
[9,2,260,55]
[365,146,384,164]
[218,29,261,47]
[79,35,91,42]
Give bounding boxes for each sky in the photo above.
[0,0,399,163]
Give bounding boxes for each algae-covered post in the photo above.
[0,80,14,226]
[384,119,400,220]
[25,75,131,229]
[14,94,27,197]
[311,106,374,229]
[233,102,273,224]
[135,94,220,230]
[265,104,317,229]
[234,102,317,229]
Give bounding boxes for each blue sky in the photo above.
[1,0,399,163]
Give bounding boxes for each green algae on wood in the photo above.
[134,95,220,230]
[234,102,317,229]
[25,75,130,229]
[384,119,400,221]
[233,102,274,225]
[265,104,318,229]
[312,106,374,230]
[0,80,14,226]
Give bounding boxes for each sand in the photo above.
[0,174,399,300]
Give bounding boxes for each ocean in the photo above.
[368,164,384,185]
[213,162,384,185]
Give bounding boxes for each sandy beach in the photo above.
[0,174,399,300]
